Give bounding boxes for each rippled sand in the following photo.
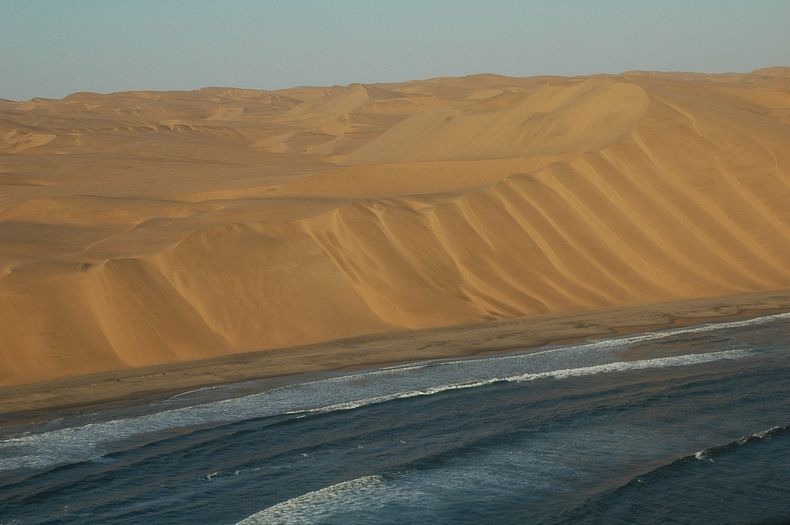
[1,68,789,390]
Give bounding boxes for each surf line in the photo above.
[287,349,751,416]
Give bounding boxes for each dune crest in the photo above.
[1,70,789,386]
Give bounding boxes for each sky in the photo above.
[1,0,788,100]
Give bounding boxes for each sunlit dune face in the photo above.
[1,69,789,386]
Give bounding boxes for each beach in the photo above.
[2,289,789,418]
[2,307,789,523]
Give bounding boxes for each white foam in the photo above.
[520,348,749,381]
[292,349,750,416]
[166,385,219,401]
[694,450,713,462]
[235,421,671,523]
[600,312,790,345]
[236,475,385,524]
[0,315,765,474]
[752,426,781,439]
[692,424,785,465]
[451,311,790,367]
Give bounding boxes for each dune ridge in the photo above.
[1,69,789,387]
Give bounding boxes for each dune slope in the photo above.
[1,69,789,386]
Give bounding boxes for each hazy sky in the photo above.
[1,0,788,100]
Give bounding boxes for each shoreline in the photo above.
[2,289,790,421]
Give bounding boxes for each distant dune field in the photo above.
[1,69,789,387]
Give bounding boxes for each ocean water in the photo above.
[1,313,789,524]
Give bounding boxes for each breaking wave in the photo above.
[236,475,386,525]
[0,346,751,472]
[292,349,750,415]
[3,310,784,474]
[559,423,790,522]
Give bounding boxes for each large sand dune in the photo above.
[1,69,789,387]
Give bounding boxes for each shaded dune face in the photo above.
[1,70,789,386]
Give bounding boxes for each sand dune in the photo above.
[1,69,789,387]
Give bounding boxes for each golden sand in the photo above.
[2,290,789,416]
[1,69,789,393]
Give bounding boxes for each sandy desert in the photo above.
[2,68,790,395]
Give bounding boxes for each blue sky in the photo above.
[1,0,788,100]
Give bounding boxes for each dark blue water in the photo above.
[1,313,789,524]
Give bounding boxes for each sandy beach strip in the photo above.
[2,289,789,420]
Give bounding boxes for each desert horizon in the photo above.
[3,66,785,103]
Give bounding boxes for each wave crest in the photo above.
[236,475,385,524]
[290,349,751,416]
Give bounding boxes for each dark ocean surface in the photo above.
[1,313,789,524]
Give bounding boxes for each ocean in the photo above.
[1,313,789,524]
